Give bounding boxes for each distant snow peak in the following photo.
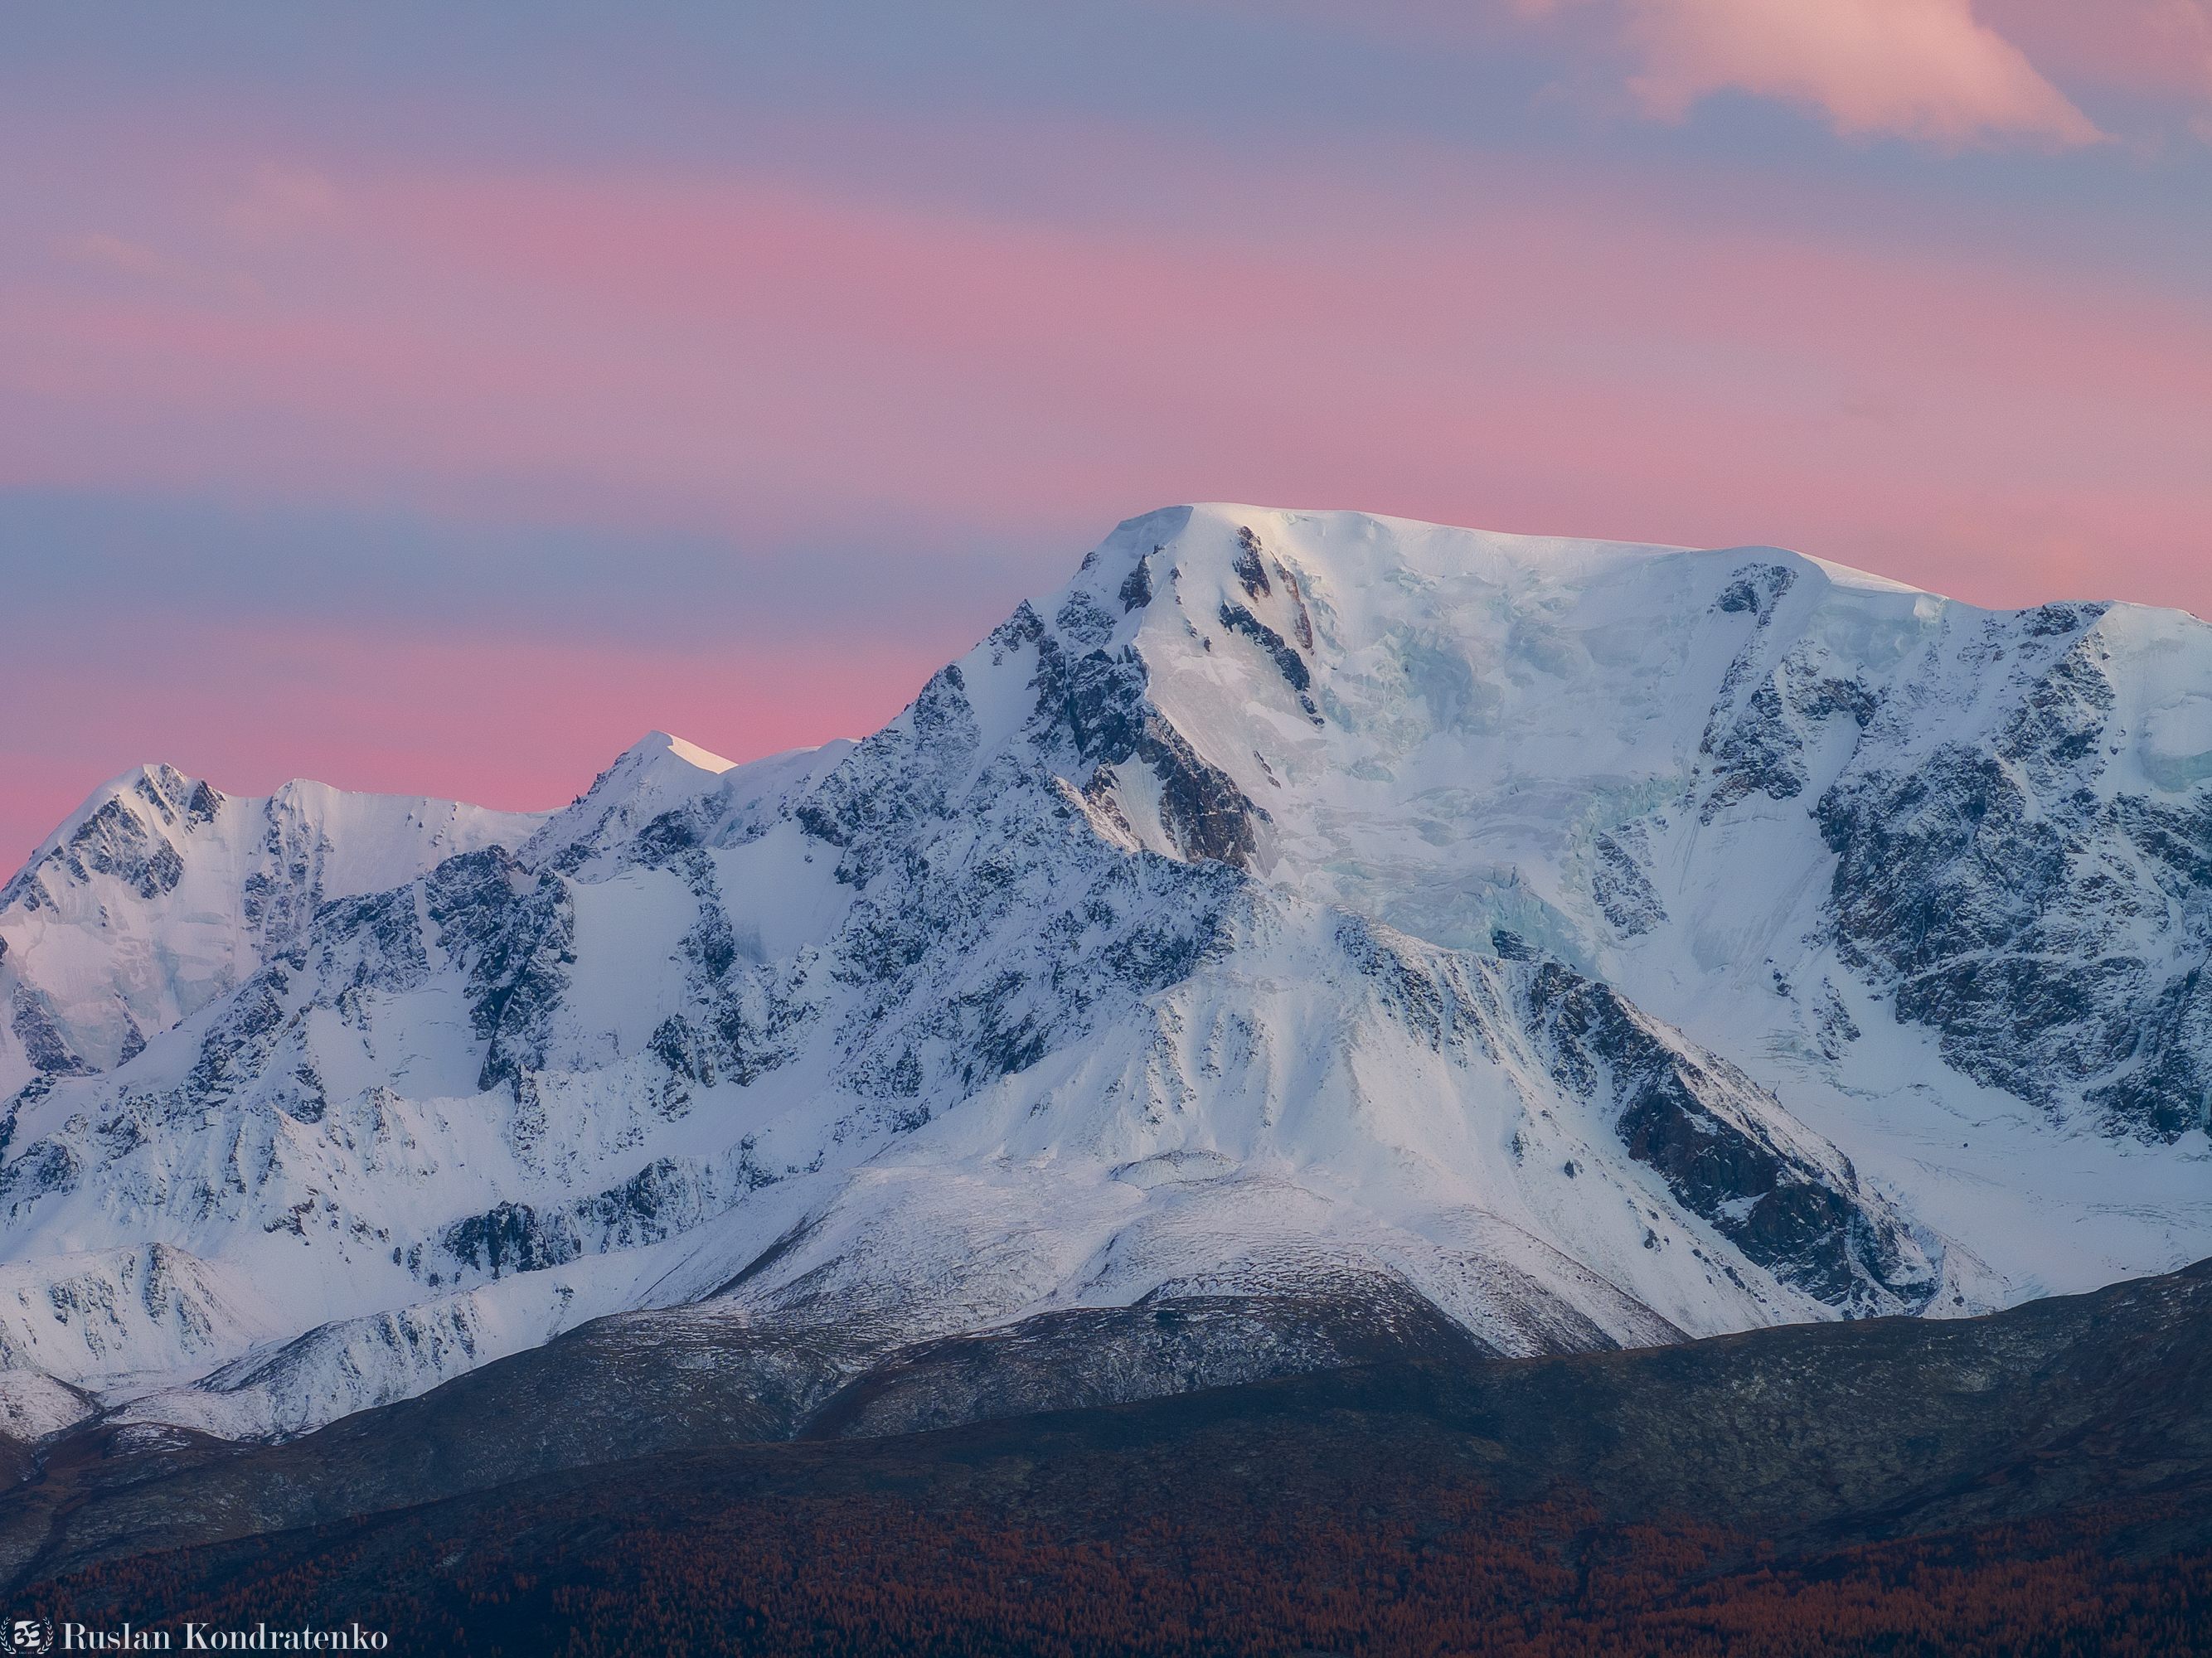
[0,501,2205,1447]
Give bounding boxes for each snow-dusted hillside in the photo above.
[2,504,2206,1446]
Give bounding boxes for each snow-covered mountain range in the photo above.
[2,504,2207,1447]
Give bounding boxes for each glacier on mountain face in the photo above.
[0,504,2206,1445]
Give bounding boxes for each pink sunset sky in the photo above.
[3,0,2209,861]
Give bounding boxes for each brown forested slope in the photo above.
[14,1259,2212,1652]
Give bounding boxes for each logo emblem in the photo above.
[6,1618,53,1654]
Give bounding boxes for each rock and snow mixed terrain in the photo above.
[1,503,2207,1447]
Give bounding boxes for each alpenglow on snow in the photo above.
[2,503,2208,1445]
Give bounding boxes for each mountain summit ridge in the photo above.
[0,502,2205,1448]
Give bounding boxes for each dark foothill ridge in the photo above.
[10,1257,2212,1648]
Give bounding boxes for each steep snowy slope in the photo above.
[1096,508,2212,1297]
[0,502,2203,1451]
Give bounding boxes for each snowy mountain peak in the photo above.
[520,732,853,876]
[0,502,2205,1451]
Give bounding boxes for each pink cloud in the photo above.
[50,231,259,301]
[1980,0,2212,109]
[8,147,2201,568]
[1521,0,2102,144]
[222,162,341,236]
